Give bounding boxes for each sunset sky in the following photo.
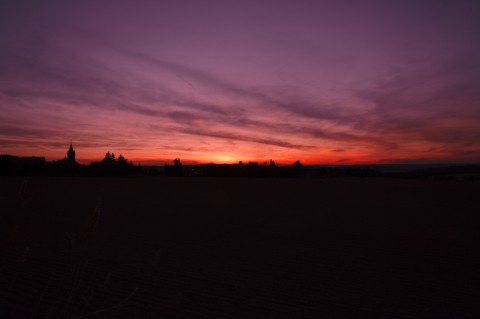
[1,0,480,164]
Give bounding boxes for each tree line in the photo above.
[0,152,141,176]
[164,159,306,177]
[1,153,309,177]
[5,153,476,179]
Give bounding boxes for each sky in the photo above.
[1,0,480,164]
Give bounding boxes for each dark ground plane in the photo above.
[0,177,479,318]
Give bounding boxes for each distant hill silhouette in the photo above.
[2,145,480,179]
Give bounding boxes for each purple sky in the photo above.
[1,0,480,164]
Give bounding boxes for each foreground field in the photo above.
[0,177,479,318]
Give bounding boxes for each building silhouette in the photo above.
[0,155,45,165]
[67,143,76,162]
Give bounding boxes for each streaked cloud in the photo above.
[1,0,480,163]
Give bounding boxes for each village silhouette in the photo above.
[1,143,480,179]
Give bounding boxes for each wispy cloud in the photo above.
[1,1,480,163]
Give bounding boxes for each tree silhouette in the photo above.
[89,151,139,175]
[102,152,116,164]
[293,160,303,168]
[173,158,182,168]
[165,158,184,176]
[117,154,127,166]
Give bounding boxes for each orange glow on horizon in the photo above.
[2,1,480,168]
[4,140,479,166]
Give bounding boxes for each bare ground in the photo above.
[0,177,479,318]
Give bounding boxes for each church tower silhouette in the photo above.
[67,143,75,161]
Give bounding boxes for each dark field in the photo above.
[1,177,479,318]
